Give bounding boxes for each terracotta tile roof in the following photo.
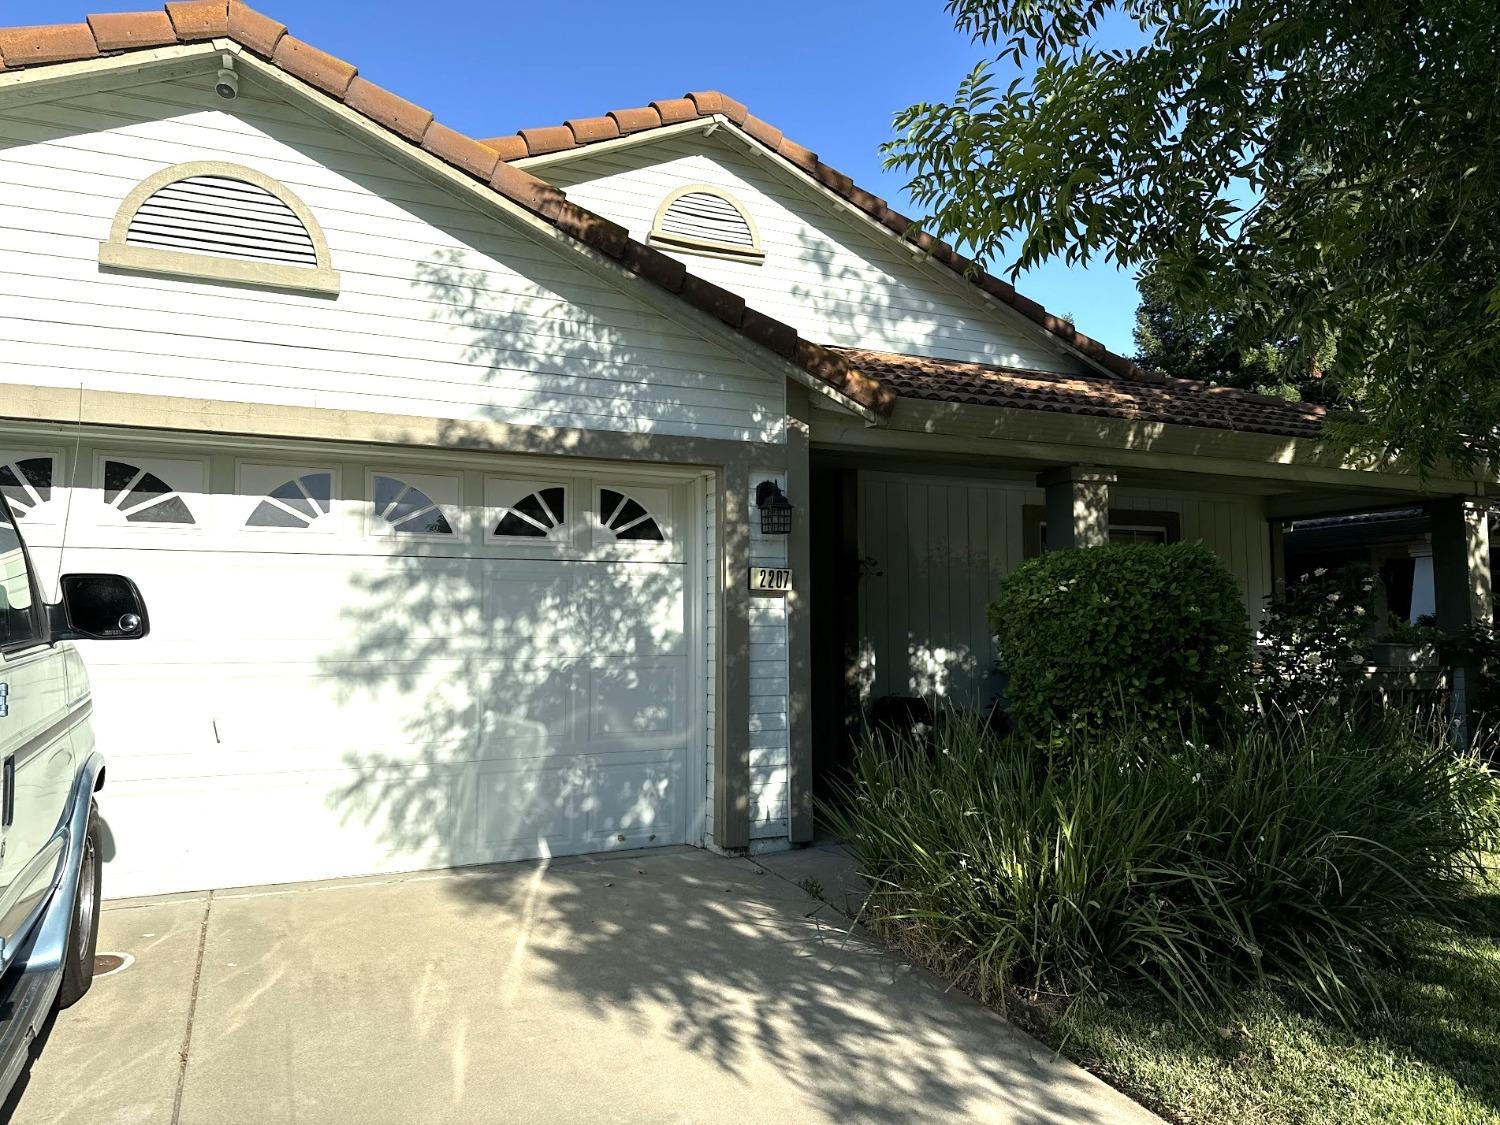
[833,347,1329,439]
[485,92,1156,386]
[0,5,1329,442]
[0,4,896,417]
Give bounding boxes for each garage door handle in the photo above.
[2,756,12,828]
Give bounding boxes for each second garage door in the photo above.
[4,436,706,897]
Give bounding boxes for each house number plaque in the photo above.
[748,567,792,594]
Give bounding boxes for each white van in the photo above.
[0,489,148,1099]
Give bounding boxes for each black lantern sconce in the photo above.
[755,479,793,535]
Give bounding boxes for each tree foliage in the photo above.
[887,0,1500,472]
[1133,269,1339,403]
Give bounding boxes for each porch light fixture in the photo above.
[755,480,793,535]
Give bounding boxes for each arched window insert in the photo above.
[647,185,764,263]
[98,161,340,295]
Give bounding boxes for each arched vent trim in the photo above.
[99,161,340,295]
[648,186,764,262]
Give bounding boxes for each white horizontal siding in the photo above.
[546,135,1086,372]
[704,477,718,845]
[0,79,783,442]
[748,474,790,840]
[858,472,1272,705]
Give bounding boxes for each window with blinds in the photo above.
[648,186,764,262]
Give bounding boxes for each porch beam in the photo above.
[1037,465,1116,549]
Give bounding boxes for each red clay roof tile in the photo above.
[550,200,629,259]
[271,34,355,98]
[225,2,284,57]
[608,105,660,135]
[488,160,566,217]
[479,134,528,161]
[620,241,687,293]
[0,23,100,66]
[344,77,432,144]
[684,90,723,116]
[835,347,1326,438]
[566,115,618,145]
[87,11,176,50]
[775,136,817,172]
[740,308,798,359]
[681,274,746,328]
[421,121,501,181]
[164,1,227,40]
[650,97,698,125]
[518,124,574,156]
[740,114,783,149]
[715,92,749,125]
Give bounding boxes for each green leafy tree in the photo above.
[1133,270,1339,404]
[887,0,1500,472]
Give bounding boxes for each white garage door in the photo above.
[3,438,705,897]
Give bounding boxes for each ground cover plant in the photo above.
[1055,857,1500,1125]
[828,710,1498,1025]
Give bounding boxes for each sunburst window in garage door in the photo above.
[102,460,196,524]
[598,488,665,543]
[490,480,567,542]
[247,472,334,529]
[371,474,455,536]
[0,456,54,520]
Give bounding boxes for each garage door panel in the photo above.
[587,658,685,742]
[99,769,469,894]
[471,658,583,754]
[585,564,686,655]
[586,753,684,848]
[484,567,588,655]
[475,759,589,854]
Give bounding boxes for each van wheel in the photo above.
[57,806,101,1009]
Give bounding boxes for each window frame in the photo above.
[95,453,205,531]
[647,184,766,264]
[238,463,341,535]
[367,470,462,542]
[485,477,573,550]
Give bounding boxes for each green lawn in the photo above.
[1038,861,1500,1125]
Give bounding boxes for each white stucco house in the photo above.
[0,3,1490,897]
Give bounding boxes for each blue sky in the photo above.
[10,0,1143,353]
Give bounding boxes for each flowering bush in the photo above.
[1257,563,1377,712]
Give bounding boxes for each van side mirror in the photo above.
[50,574,150,641]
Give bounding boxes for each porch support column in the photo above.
[1037,465,1117,549]
[716,458,752,851]
[1426,496,1492,746]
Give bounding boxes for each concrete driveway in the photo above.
[5,845,1158,1124]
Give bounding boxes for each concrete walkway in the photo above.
[6,845,1159,1124]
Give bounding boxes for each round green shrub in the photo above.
[989,542,1251,735]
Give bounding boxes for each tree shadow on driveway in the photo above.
[439,846,1155,1125]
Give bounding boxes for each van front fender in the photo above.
[16,751,105,975]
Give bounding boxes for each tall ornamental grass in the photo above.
[827,708,1499,1023]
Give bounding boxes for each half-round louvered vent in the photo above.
[126,175,319,266]
[100,162,339,295]
[649,187,763,261]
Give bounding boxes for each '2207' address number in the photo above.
[749,567,791,592]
